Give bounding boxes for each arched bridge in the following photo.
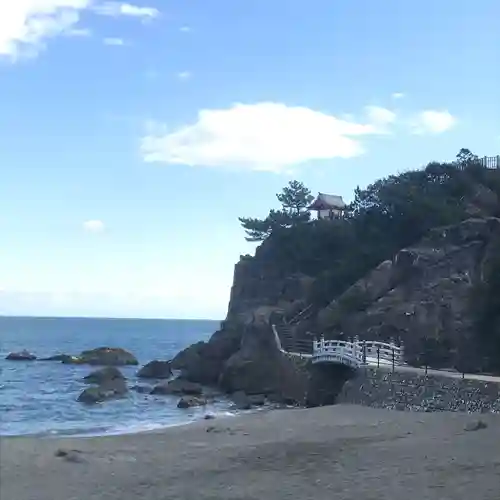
[272,324,405,369]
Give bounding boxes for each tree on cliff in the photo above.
[238,180,314,241]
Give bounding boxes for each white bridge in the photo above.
[272,325,405,369]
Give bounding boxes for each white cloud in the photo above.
[66,27,92,37]
[179,26,191,32]
[92,2,159,20]
[0,1,159,59]
[365,105,396,133]
[176,71,192,80]
[103,37,125,45]
[0,0,91,59]
[392,92,405,99]
[83,220,105,233]
[411,110,457,135]
[140,102,395,172]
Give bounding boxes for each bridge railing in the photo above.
[312,339,364,366]
[361,341,404,364]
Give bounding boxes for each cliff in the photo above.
[316,217,500,371]
[172,159,500,401]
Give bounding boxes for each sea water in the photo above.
[0,316,236,437]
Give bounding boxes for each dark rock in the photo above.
[171,327,242,386]
[137,360,172,379]
[130,385,152,394]
[83,366,125,385]
[150,378,203,396]
[465,419,488,431]
[231,390,252,410]
[219,315,309,403]
[77,379,128,404]
[204,413,216,420]
[39,354,74,363]
[6,350,36,361]
[248,394,266,406]
[55,449,86,463]
[61,356,85,365]
[177,396,207,409]
[74,347,138,366]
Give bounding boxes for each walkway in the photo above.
[271,324,500,383]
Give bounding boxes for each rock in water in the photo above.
[6,350,36,361]
[83,366,125,385]
[177,396,207,409]
[77,379,128,404]
[150,378,203,396]
[137,360,172,379]
[75,347,138,366]
[39,354,74,363]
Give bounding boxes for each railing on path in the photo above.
[479,155,500,169]
[272,324,405,370]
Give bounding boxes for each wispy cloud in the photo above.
[410,110,457,135]
[179,26,191,33]
[0,1,159,60]
[103,37,126,46]
[391,92,405,99]
[66,27,92,37]
[83,220,105,233]
[92,2,159,21]
[176,71,192,80]
[141,102,398,173]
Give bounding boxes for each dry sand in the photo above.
[1,405,499,500]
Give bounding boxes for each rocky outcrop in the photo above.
[150,378,203,396]
[5,350,36,361]
[317,217,500,369]
[137,360,172,379]
[173,307,311,404]
[171,216,500,403]
[83,366,125,385]
[70,347,138,366]
[39,354,74,362]
[77,380,128,404]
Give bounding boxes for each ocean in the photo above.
[0,316,235,437]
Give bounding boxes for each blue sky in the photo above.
[0,0,499,319]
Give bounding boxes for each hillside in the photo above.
[172,151,500,399]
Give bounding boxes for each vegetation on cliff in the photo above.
[239,150,499,304]
[237,150,500,371]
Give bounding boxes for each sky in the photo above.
[0,0,499,320]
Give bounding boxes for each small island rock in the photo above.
[83,366,125,385]
[72,347,138,366]
[6,350,37,361]
[77,379,128,404]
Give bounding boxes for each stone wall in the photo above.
[337,367,500,413]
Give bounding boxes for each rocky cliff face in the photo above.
[317,217,500,370]
[172,216,500,399]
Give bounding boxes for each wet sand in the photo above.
[1,404,499,500]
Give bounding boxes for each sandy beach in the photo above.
[1,405,499,500]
